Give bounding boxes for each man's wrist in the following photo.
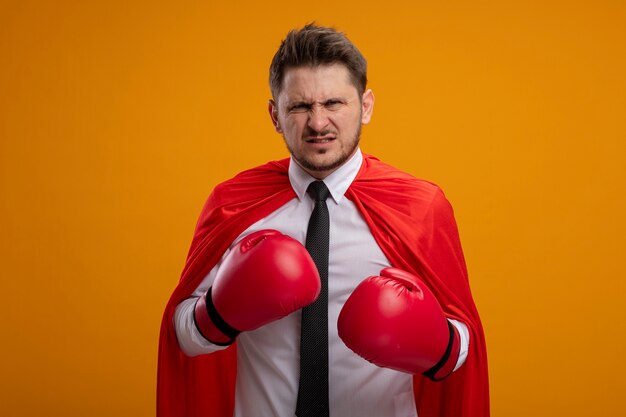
[193,288,239,346]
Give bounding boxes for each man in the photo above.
[158,24,489,417]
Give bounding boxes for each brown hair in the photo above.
[269,24,367,99]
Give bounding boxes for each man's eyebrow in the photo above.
[288,97,346,106]
[322,97,346,103]
[288,100,312,106]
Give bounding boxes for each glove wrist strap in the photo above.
[193,287,240,346]
[423,320,461,381]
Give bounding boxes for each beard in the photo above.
[285,124,362,175]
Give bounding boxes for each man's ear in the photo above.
[268,99,282,133]
[361,89,375,125]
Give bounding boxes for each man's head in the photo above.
[268,25,374,179]
[269,24,367,100]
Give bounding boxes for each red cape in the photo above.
[157,154,489,417]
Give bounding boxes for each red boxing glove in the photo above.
[194,229,321,345]
[338,267,461,380]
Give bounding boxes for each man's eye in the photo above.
[325,100,342,109]
[289,104,309,112]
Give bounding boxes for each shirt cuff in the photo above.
[173,297,229,357]
[448,318,470,371]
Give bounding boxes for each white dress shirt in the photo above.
[174,149,469,417]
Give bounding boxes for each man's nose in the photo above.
[307,107,330,132]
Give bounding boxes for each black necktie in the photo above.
[296,180,330,417]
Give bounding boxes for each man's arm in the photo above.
[338,267,469,380]
[174,230,321,357]
[174,254,226,357]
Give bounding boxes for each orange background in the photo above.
[1,1,625,416]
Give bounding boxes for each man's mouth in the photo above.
[306,136,335,143]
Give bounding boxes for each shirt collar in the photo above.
[288,149,363,205]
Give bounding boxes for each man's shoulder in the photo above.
[356,154,454,220]
[360,154,443,195]
[213,158,290,190]
[206,158,291,206]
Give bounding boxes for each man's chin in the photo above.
[289,140,360,177]
[297,155,347,175]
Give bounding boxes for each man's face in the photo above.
[269,64,374,179]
